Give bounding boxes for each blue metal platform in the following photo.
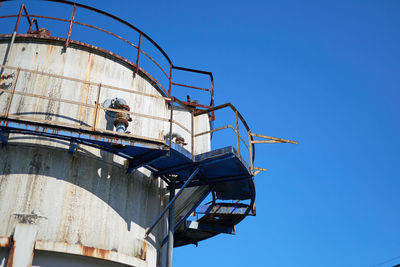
[0,117,256,246]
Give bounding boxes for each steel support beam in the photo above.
[145,168,200,237]
[0,130,9,147]
[127,150,168,173]
[167,177,175,267]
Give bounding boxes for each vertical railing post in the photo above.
[248,132,253,175]
[235,111,240,155]
[168,97,174,156]
[167,177,176,267]
[92,83,102,131]
[4,68,20,118]
[27,18,34,33]
[65,4,76,48]
[168,64,172,98]
[14,4,23,33]
[1,4,23,75]
[210,77,215,120]
[191,109,194,160]
[135,32,142,74]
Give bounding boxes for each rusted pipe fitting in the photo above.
[107,98,132,133]
[175,137,185,145]
[29,28,50,37]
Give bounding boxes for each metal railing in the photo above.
[0,1,297,175]
[0,65,187,144]
[0,63,296,176]
[0,0,215,117]
[195,103,297,175]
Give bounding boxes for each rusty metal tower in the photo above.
[0,1,296,266]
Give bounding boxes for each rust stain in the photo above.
[0,236,12,247]
[6,239,15,267]
[97,247,109,259]
[81,245,110,259]
[141,241,146,260]
[78,54,95,124]
[82,245,95,257]
[45,45,55,59]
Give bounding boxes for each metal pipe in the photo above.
[145,168,200,237]
[191,110,194,160]
[65,4,76,48]
[168,97,174,156]
[160,186,211,247]
[235,111,240,155]
[171,82,211,92]
[92,83,101,131]
[135,32,142,74]
[248,132,253,174]
[167,177,175,267]
[168,63,172,98]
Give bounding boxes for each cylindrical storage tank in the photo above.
[0,2,212,266]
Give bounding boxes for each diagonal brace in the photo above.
[145,168,200,237]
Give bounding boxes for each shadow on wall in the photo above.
[0,141,164,242]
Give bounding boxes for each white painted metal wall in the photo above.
[0,38,211,266]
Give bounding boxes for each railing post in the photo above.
[65,4,76,48]
[235,110,240,155]
[14,4,24,33]
[4,68,20,118]
[167,177,176,267]
[92,83,102,131]
[1,4,23,75]
[248,132,253,175]
[168,64,172,98]
[168,97,174,156]
[135,32,142,74]
[27,18,34,33]
[191,109,194,160]
[210,77,215,120]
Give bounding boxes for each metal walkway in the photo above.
[0,116,257,246]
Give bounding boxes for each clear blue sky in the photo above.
[2,0,400,266]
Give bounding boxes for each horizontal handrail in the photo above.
[5,114,165,144]
[250,133,298,144]
[171,82,211,92]
[0,65,192,136]
[194,102,255,160]
[0,64,169,100]
[0,0,215,111]
[195,124,249,150]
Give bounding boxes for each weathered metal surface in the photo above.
[0,37,212,266]
[7,223,37,267]
[35,240,148,267]
[0,0,216,110]
[0,1,299,264]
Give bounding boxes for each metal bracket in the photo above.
[0,130,9,148]
[68,140,78,155]
[253,167,267,176]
